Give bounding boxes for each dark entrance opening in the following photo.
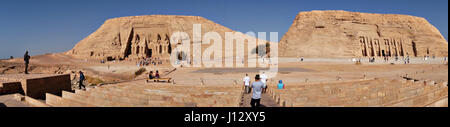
[136,46,140,54]
[106,56,115,61]
[168,43,172,54]
[147,49,152,58]
[382,50,385,57]
[412,41,418,57]
[166,34,171,54]
[177,51,186,61]
[124,29,134,58]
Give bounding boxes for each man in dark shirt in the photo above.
[24,51,30,74]
[79,71,86,90]
[149,71,155,79]
[155,70,160,79]
[146,71,155,83]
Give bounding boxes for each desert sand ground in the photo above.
[1,53,447,87]
[0,53,447,107]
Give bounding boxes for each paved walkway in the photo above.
[240,92,279,107]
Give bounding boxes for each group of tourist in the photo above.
[148,70,161,79]
[242,72,285,107]
[364,55,413,64]
[137,57,163,67]
[352,57,362,64]
[367,54,448,64]
[404,56,410,64]
[423,55,436,61]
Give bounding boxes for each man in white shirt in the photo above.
[243,74,251,94]
[260,72,268,93]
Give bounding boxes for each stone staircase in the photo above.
[44,80,244,107]
[268,78,448,107]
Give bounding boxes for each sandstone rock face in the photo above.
[66,15,268,60]
[280,10,448,58]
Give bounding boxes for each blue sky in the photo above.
[0,0,448,59]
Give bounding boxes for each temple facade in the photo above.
[124,28,172,60]
[359,36,419,57]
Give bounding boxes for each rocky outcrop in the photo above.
[279,10,448,58]
[66,15,269,60]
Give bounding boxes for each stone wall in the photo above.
[21,74,71,99]
[0,82,23,95]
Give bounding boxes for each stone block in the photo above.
[23,74,71,99]
[0,82,23,95]
[25,96,50,107]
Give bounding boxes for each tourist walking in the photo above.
[243,74,251,94]
[260,72,268,93]
[78,71,86,90]
[250,74,265,107]
[407,56,410,64]
[24,51,30,74]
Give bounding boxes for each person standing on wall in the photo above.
[24,51,31,74]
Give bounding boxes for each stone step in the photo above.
[271,79,401,92]
[45,93,95,107]
[62,91,126,107]
[100,85,242,93]
[276,81,430,107]
[75,87,241,107]
[111,82,242,89]
[94,86,242,97]
[117,86,243,93]
[386,87,448,107]
[25,96,50,107]
[63,90,197,107]
[273,81,409,99]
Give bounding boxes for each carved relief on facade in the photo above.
[124,30,172,59]
[359,36,417,57]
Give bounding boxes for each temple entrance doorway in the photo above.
[147,49,152,58]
